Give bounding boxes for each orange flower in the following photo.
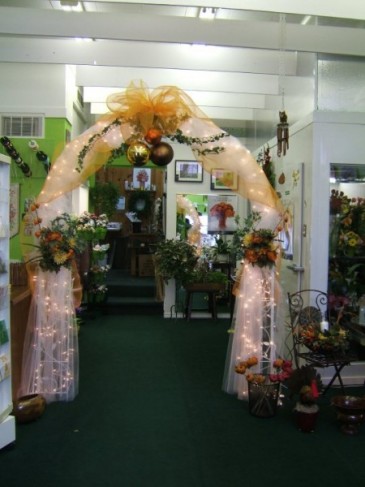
[266,250,277,262]
[246,356,258,367]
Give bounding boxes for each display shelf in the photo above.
[0,153,15,449]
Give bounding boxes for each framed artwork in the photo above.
[210,168,238,191]
[175,160,203,183]
[133,168,151,190]
[207,194,238,234]
[9,183,19,238]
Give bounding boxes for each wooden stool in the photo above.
[184,283,224,321]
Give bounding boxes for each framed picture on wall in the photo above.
[175,160,203,183]
[210,169,238,191]
[207,194,238,234]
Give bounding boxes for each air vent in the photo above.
[1,114,44,138]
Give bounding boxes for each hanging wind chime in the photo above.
[277,14,289,158]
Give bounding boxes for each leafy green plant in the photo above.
[89,181,120,218]
[184,262,228,286]
[211,236,232,257]
[154,238,198,284]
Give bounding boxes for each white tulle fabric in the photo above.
[20,194,79,403]
[222,264,277,400]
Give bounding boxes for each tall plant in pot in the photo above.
[286,365,323,433]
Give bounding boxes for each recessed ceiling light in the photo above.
[60,1,82,12]
[198,7,217,20]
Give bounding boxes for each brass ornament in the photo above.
[126,141,151,167]
[150,142,174,167]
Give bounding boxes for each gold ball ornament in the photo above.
[145,128,162,146]
[150,142,174,167]
[126,141,151,167]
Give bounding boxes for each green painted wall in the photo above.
[3,118,71,261]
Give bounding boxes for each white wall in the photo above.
[0,63,68,119]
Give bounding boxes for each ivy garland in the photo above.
[127,190,154,219]
[167,128,229,156]
[76,119,122,173]
[76,123,230,173]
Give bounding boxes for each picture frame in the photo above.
[210,169,238,191]
[133,168,151,190]
[175,160,203,183]
[207,194,238,234]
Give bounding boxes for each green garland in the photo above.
[127,190,153,219]
[76,119,122,173]
[76,123,230,173]
[167,128,228,156]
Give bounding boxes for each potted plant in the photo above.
[286,365,323,432]
[154,239,228,289]
[183,261,228,291]
[211,235,232,263]
[154,238,198,285]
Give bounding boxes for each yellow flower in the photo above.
[243,234,253,246]
[54,252,69,265]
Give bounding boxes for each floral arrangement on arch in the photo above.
[242,228,279,268]
[235,356,293,385]
[235,210,284,268]
[28,207,84,273]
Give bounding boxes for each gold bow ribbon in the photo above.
[106,80,202,136]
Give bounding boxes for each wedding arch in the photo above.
[20,80,282,403]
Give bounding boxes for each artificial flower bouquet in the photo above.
[235,355,293,417]
[29,209,84,273]
[299,322,350,355]
[76,211,108,241]
[235,356,293,385]
[242,228,279,268]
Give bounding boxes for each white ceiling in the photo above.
[0,1,365,151]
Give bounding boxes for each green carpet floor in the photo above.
[1,314,365,487]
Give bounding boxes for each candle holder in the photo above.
[332,395,365,435]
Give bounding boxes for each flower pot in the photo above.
[294,402,319,432]
[295,410,319,433]
[248,380,280,418]
[12,394,46,424]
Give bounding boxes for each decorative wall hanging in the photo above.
[0,136,32,177]
[9,183,19,238]
[36,150,51,173]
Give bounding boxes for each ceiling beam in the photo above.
[83,0,365,21]
[1,7,365,56]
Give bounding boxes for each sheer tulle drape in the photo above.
[222,264,277,400]
[20,195,79,403]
